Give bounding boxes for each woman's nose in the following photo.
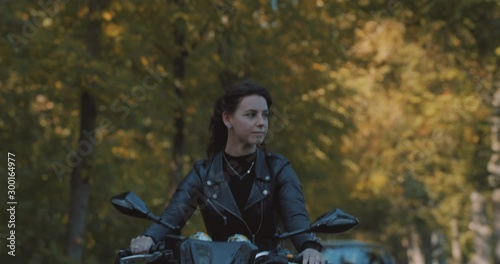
[256,114,267,126]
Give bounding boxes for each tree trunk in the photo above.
[408,224,425,264]
[217,27,238,89]
[65,0,106,262]
[470,191,491,264]
[450,218,462,263]
[169,0,188,196]
[489,86,500,264]
[65,91,96,263]
[431,231,446,264]
[493,189,500,264]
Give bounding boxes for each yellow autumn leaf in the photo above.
[77,7,89,18]
[140,56,149,66]
[187,105,196,114]
[312,63,327,72]
[369,171,389,195]
[104,23,123,38]
[102,11,113,21]
[313,148,327,161]
[212,54,220,62]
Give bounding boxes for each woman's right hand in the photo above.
[130,235,154,254]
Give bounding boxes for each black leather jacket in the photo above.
[143,149,321,252]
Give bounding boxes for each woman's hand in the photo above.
[130,235,154,254]
[298,248,326,264]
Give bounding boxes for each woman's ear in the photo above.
[222,111,232,129]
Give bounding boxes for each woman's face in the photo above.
[224,94,269,147]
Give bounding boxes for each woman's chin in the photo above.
[251,138,265,145]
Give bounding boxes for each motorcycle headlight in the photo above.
[189,231,212,241]
[227,234,250,242]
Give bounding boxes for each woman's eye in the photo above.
[245,112,269,118]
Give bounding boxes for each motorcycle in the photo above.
[111,191,359,264]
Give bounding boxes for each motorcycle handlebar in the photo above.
[115,245,176,264]
[288,254,328,264]
[117,246,329,264]
[289,254,302,263]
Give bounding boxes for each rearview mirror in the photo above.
[110,191,152,219]
[110,191,180,230]
[309,208,359,234]
[276,208,358,239]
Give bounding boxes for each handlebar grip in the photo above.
[121,247,133,256]
[115,248,132,264]
[288,255,329,264]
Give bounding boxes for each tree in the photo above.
[1,0,497,263]
[488,76,500,264]
[65,1,109,262]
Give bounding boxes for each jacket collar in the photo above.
[245,148,273,210]
[206,148,273,218]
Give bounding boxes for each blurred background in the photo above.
[0,0,499,263]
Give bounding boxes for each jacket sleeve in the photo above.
[275,159,322,252]
[142,162,205,243]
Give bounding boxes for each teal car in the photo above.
[321,240,395,264]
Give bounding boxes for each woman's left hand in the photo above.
[298,248,326,264]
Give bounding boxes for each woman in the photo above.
[130,80,326,264]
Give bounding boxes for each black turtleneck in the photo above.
[222,151,256,213]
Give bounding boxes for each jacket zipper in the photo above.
[208,199,264,244]
[206,198,227,225]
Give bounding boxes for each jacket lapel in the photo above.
[244,149,273,211]
[206,152,242,218]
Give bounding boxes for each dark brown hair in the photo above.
[206,80,273,159]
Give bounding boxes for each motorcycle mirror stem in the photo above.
[110,191,185,241]
[275,208,359,239]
